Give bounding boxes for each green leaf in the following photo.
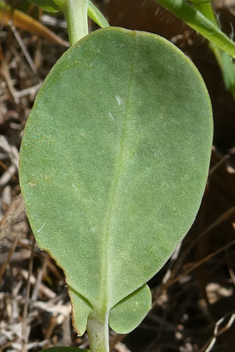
[88,1,109,28]
[29,0,60,12]
[42,348,89,352]
[69,287,93,336]
[156,0,235,57]
[189,0,213,3]
[19,27,212,338]
[220,52,235,98]
[109,284,151,334]
[191,2,235,99]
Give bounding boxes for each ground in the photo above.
[1,0,235,351]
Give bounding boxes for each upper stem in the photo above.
[53,0,89,45]
[87,312,110,352]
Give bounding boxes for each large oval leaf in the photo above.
[19,27,213,333]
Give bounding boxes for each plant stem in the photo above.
[155,0,235,57]
[193,2,235,97]
[53,0,89,45]
[193,2,223,69]
[87,312,109,352]
[192,2,217,26]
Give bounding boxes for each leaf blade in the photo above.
[20,27,213,332]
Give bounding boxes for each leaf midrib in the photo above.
[100,49,136,314]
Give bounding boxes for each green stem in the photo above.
[53,0,89,45]
[192,2,217,25]
[87,312,109,352]
[192,2,235,97]
[193,2,223,69]
[155,0,235,57]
